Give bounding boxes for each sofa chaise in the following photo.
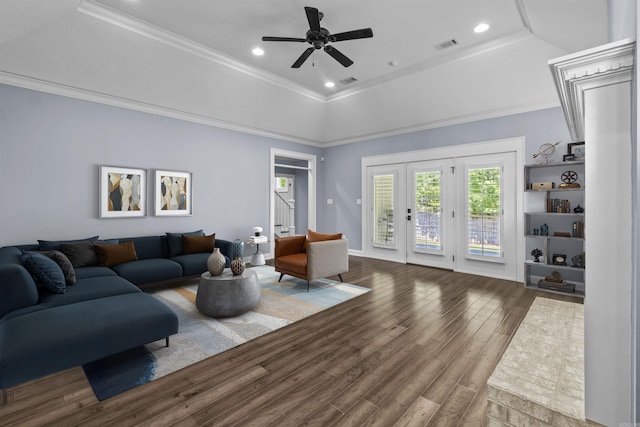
[0,231,233,405]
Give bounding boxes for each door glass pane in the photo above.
[467,166,501,258]
[414,170,442,252]
[373,174,394,246]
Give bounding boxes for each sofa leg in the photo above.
[338,274,344,282]
[165,337,170,348]
[1,388,7,407]
[307,280,310,292]
[278,273,285,282]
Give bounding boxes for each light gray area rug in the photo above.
[84,265,370,400]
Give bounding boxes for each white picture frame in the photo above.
[99,165,147,218]
[154,169,192,216]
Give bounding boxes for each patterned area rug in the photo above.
[83,265,370,400]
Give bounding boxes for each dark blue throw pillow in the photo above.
[166,230,203,258]
[20,252,66,294]
[38,236,99,251]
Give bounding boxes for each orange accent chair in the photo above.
[274,230,349,291]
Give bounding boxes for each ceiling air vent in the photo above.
[434,39,458,51]
[339,77,358,85]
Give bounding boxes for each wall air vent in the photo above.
[339,77,358,85]
[434,39,458,51]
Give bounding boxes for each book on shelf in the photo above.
[572,221,585,238]
[546,197,571,213]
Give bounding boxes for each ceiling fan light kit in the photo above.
[261,6,373,68]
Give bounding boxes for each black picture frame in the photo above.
[567,142,585,160]
[552,253,567,265]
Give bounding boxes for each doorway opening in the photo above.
[270,148,317,254]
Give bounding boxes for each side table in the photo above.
[247,238,267,266]
[196,269,261,317]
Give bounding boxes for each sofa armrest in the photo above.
[275,235,306,258]
[214,239,233,260]
[306,239,349,282]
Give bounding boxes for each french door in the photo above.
[366,152,518,280]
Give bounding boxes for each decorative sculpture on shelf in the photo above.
[532,141,562,164]
[531,248,543,263]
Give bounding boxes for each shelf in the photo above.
[525,282,585,298]
[525,234,584,241]
[525,161,584,169]
[525,212,584,217]
[524,261,585,272]
[524,187,584,193]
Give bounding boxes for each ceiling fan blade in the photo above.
[262,36,306,42]
[324,45,353,67]
[305,6,321,32]
[331,28,374,42]
[292,47,315,68]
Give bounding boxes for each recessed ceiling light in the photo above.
[474,23,490,33]
[388,60,398,67]
[252,47,264,56]
[325,81,335,88]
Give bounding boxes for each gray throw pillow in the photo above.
[47,250,77,285]
[60,241,98,268]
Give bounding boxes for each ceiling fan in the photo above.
[262,6,373,68]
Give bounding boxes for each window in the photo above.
[373,174,395,247]
[414,170,442,252]
[467,165,502,259]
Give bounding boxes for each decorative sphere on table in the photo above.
[207,247,226,276]
[230,257,245,276]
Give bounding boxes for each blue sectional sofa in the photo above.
[0,233,233,404]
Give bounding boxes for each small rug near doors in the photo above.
[83,265,369,401]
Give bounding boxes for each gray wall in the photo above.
[318,107,572,250]
[0,83,321,246]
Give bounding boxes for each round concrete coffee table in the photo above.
[196,268,261,317]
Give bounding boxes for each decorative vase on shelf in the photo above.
[230,257,245,276]
[233,239,244,260]
[540,223,549,236]
[207,247,226,276]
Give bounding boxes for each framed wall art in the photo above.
[567,142,585,160]
[154,170,192,216]
[99,165,146,218]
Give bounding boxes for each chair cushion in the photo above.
[303,230,342,252]
[95,241,138,267]
[275,253,307,276]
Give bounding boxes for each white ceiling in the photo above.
[0,0,608,145]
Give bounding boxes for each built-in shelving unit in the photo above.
[524,160,585,298]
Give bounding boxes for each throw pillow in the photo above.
[94,240,138,267]
[60,241,98,268]
[166,230,204,257]
[303,229,343,252]
[46,250,77,285]
[20,252,66,294]
[182,233,215,255]
[38,236,99,251]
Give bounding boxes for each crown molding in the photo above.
[77,0,326,103]
[0,71,323,147]
[322,97,560,147]
[549,37,635,142]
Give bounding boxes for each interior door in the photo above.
[406,159,454,269]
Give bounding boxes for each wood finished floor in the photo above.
[0,256,582,427]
